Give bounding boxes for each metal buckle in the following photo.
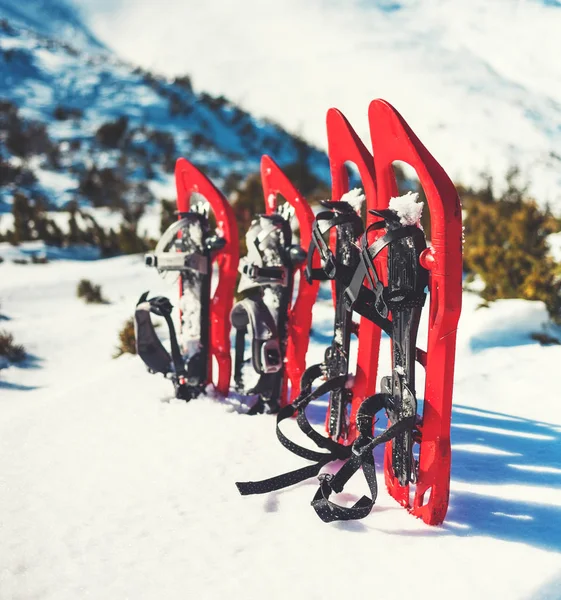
[260,339,282,374]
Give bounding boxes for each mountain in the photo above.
[0,13,329,216]
[0,0,103,50]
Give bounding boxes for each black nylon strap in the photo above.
[236,364,352,496]
[162,311,186,379]
[233,326,247,391]
[231,296,281,400]
[343,223,422,322]
[311,394,416,522]
[305,207,364,283]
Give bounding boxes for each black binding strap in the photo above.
[236,364,416,523]
[135,293,206,401]
[136,294,186,379]
[236,364,352,495]
[304,200,365,440]
[305,204,364,284]
[342,219,425,336]
[231,297,282,391]
[311,394,415,522]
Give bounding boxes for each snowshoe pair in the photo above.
[237,99,462,527]
[135,156,318,412]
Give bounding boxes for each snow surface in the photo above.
[1,252,561,599]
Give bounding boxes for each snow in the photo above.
[340,188,365,213]
[1,252,561,599]
[467,298,553,351]
[389,191,424,226]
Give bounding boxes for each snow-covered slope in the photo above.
[80,0,561,210]
[0,0,103,51]
[1,253,561,599]
[0,19,329,213]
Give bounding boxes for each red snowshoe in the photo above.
[366,99,463,525]
[135,158,239,401]
[230,156,318,413]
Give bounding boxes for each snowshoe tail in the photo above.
[135,293,175,376]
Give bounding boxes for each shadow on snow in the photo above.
[304,399,561,552]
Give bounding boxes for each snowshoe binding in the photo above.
[135,158,239,401]
[230,156,318,414]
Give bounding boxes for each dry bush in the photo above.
[463,169,561,323]
[114,318,136,358]
[0,330,26,363]
[95,116,128,148]
[77,279,106,304]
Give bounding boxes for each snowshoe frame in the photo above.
[135,159,239,400]
[367,99,462,525]
[175,157,239,397]
[230,156,318,411]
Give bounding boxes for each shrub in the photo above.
[173,75,193,92]
[78,166,128,208]
[31,253,48,264]
[190,132,215,150]
[463,169,561,323]
[169,93,192,117]
[95,116,128,148]
[230,172,264,256]
[0,330,26,363]
[160,198,176,234]
[116,224,150,255]
[114,318,136,357]
[0,102,54,158]
[0,160,37,187]
[7,193,64,246]
[53,106,83,121]
[281,161,330,206]
[530,331,560,346]
[77,279,106,304]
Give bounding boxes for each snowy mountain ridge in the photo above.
[0,0,103,51]
[0,16,329,215]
